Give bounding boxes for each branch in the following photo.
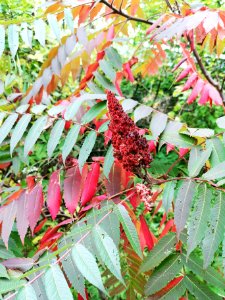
[100,0,153,25]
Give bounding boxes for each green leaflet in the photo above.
[8,24,19,58]
[182,252,225,291]
[15,285,37,300]
[216,116,225,129]
[206,137,225,168]
[105,47,122,70]
[0,278,26,294]
[162,181,176,213]
[139,232,176,273]
[62,124,80,163]
[64,8,74,32]
[188,146,212,177]
[0,113,18,145]
[81,101,106,124]
[72,244,107,294]
[160,278,185,300]
[203,161,225,180]
[134,105,153,123]
[184,274,222,300]
[150,111,168,140]
[174,180,196,238]
[116,204,142,258]
[202,192,225,268]
[44,265,73,300]
[24,115,47,157]
[78,131,97,172]
[47,119,65,158]
[10,114,32,155]
[93,225,124,283]
[103,144,114,179]
[159,121,195,149]
[34,19,45,46]
[59,238,86,299]
[99,60,116,81]
[144,254,183,296]
[187,184,211,256]
[0,263,9,279]
[93,71,117,93]
[47,14,61,42]
[122,99,138,111]
[86,202,120,246]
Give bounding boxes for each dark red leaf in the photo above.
[80,162,100,206]
[16,191,29,244]
[64,164,88,214]
[26,184,44,234]
[47,170,61,220]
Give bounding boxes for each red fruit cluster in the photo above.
[107,91,152,172]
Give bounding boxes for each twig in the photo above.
[100,0,153,25]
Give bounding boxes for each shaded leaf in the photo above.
[150,112,168,140]
[72,243,107,294]
[16,285,37,300]
[116,204,142,258]
[47,14,61,42]
[184,274,222,300]
[81,101,106,124]
[47,119,65,158]
[103,144,114,179]
[202,192,225,268]
[8,24,19,58]
[62,124,80,163]
[188,146,212,177]
[78,131,97,172]
[174,180,196,238]
[93,225,123,282]
[10,114,32,155]
[0,25,5,57]
[162,181,176,213]
[145,254,182,296]
[187,184,211,256]
[0,113,18,145]
[24,116,47,157]
[140,232,176,273]
[44,265,73,300]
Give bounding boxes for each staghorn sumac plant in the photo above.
[1,0,225,299]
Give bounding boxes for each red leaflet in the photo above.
[105,161,123,202]
[34,218,47,234]
[80,162,100,206]
[166,143,175,154]
[64,164,88,214]
[0,200,17,248]
[78,5,91,25]
[208,85,223,105]
[47,170,61,220]
[160,219,174,238]
[198,83,210,105]
[151,276,184,298]
[26,184,44,234]
[176,66,192,82]
[182,72,198,91]
[179,148,189,158]
[16,191,29,244]
[187,78,204,104]
[107,25,115,41]
[139,215,156,251]
[26,176,36,190]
